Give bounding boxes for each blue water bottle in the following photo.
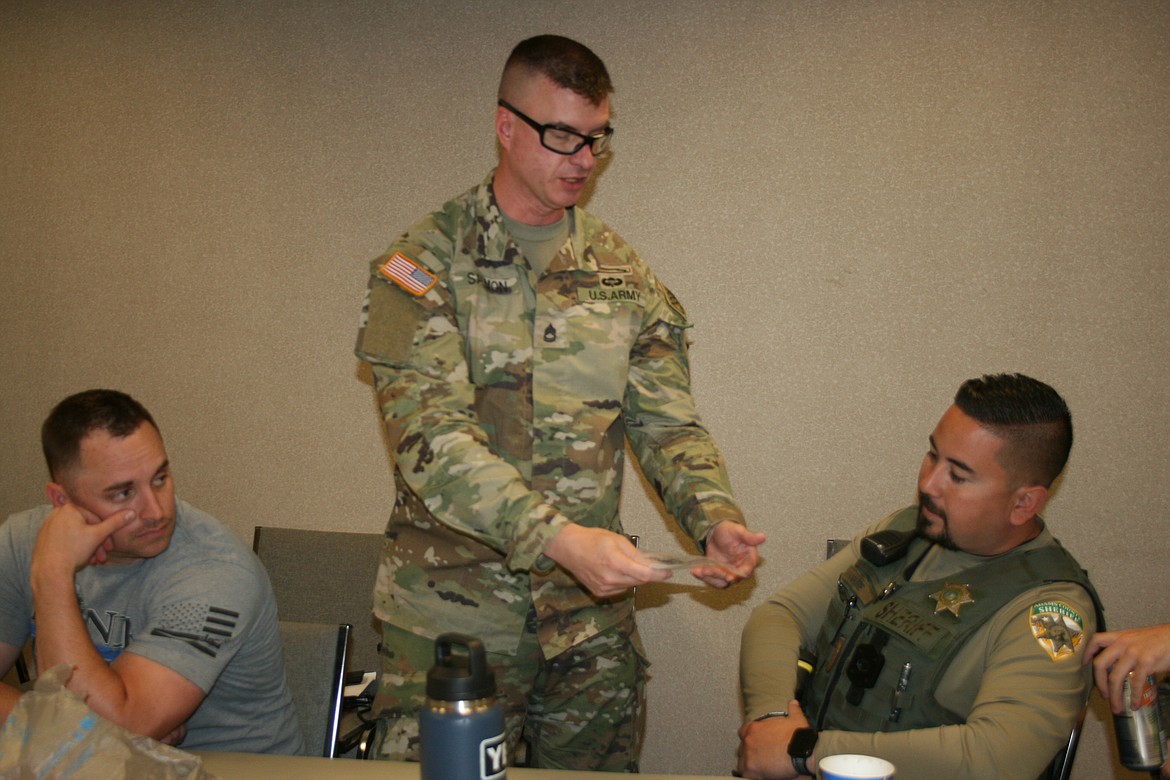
[420,633,507,780]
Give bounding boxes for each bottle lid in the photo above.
[426,632,497,701]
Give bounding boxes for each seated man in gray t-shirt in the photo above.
[0,389,303,754]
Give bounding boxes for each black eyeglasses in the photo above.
[498,99,614,156]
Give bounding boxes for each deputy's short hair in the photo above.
[954,373,1072,488]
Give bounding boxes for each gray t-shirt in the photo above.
[0,499,303,754]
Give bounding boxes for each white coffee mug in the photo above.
[818,753,896,780]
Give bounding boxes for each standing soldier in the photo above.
[354,34,764,771]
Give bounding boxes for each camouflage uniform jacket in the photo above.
[355,173,745,658]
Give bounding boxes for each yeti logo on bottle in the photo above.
[480,732,507,780]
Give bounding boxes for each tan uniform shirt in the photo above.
[741,509,1098,780]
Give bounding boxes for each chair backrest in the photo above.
[1043,702,1087,780]
[279,620,350,758]
[254,526,384,676]
[825,538,851,559]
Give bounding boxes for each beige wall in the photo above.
[2,2,1167,778]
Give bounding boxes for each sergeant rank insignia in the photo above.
[1029,601,1085,661]
[929,583,975,617]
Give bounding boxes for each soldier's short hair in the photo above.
[42,389,158,480]
[499,34,613,106]
[954,374,1072,488]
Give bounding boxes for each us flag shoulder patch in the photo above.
[379,252,437,296]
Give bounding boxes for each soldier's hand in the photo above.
[543,525,670,598]
[699,521,766,588]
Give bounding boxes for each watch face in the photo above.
[789,727,819,758]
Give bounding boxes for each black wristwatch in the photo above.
[788,727,819,777]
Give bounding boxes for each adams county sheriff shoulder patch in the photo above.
[1029,601,1085,661]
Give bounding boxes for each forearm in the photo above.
[740,546,859,721]
[624,328,744,543]
[814,729,961,780]
[31,569,134,726]
[814,723,1046,780]
[741,601,803,720]
[626,412,740,536]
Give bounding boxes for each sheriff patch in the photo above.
[1029,601,1085,661]
[379,252,437,296]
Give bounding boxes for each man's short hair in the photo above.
[954,373,1072,488]
[42,389,158,480]
[499,34,613,106]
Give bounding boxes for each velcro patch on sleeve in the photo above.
[378,252,437,296]
[356,278,430,363]
[1029,601,1085,661]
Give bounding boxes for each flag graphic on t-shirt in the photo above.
[151,604,240,657]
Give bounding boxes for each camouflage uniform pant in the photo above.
[371,607,647,772]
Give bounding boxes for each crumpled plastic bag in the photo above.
[0,664,214,779]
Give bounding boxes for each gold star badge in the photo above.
[930,583,975,617]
